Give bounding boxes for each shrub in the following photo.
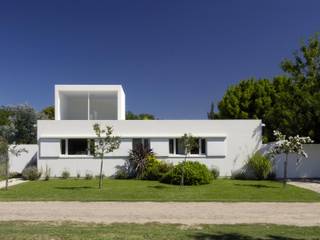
[9,172,21,178]
[161,161,213,185]
[85,173,93,180]
[22,167,41,180]
[76,173,81,179]
[128,145,154,178]
[211,167,220,179]
[231,169,248,180]
[61,170,70,179]
[44,166,51,181]
[114,165,129,179]
[141,156,173,181]
[247,153,272,180]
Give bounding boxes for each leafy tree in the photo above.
[40,106,55,120]
[126,111,155,120]
[0,105,37,144]
[93,124,121,189]
[179,133,198,186]
[268,130,313,186]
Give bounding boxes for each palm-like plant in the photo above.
[128,144,154,178]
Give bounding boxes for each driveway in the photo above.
[288,180,320,193]
[0,202,320,226]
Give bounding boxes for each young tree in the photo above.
[0,137,27,190]
[180,133,198,186]
[93,124,121,189]
[268,130,313,187]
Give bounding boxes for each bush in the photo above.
[22,167,41,180]
[61,170,70,179]
[85,173,93,180]
[247,153,272,180]
[161,161,213,185]
[231,169,248,180]
[141,156,173,181]
[128,145,154,178]
[211,167,220,179]
[114,165,129,179]
[9,172,22,178]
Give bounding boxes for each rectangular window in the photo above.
[60,139,66,155]
[172,138,206,155]
[68,139,88,155]
[132,138,150,151]
[201,139,206,154]
[169,139,174,154]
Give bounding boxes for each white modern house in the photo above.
[35,84,263,177]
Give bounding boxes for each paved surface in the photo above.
[0,178,27,189]
[0,202,320,226]
[289,180,320,193]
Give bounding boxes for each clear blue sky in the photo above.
[0,0,319,119]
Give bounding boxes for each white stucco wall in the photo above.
[261,143,320,178]
[37,120,262,177]
[9,144,38,173]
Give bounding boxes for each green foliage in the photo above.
[211,167,220,179]
[61,170,70,179]
[0,105,37,144]
[247,153,272,180]
[161,161,213,185]
[126,111,155,120]
[40,106,55,120]
[127,145,154,178]
[85,173,93,180]
[140,155,173,181]
[22,167,41,181]
[217,34,320,143]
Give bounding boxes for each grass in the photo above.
[0,221,319,239]
[0,179,319,202]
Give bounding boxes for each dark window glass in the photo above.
[176,139,185,155]
[89,139,95,155]
[68,139,88,155]
[191,138,200,155]
[60,139,66,154]
[132,138,143,150]
[169,139,174,154]
[201,139,206,154]
[144,139,150,150]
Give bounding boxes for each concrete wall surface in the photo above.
[261,143,320,178]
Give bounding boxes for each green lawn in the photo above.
[0,179,319,202]
[0,221,319,240]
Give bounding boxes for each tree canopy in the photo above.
[216,34,320,143]
[126,111,155,120]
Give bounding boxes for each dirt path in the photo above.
[289,180,320,193]
[0,202,320,226]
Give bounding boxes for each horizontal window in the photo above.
[60,139,95,156]
[169,138,206,155]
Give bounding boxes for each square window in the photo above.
[68,139,88,155]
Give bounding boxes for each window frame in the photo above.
[169,138,206,156]
[59,138,95,157]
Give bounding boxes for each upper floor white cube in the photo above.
[55,85,125,120]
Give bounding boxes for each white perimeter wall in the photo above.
[9,144,38,173]
[37,120,262,177]
[261,143,320,178]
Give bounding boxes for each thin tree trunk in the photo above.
[99,158,104,189]
[180,155,187,187]
[5,152,9,191]
[283,154,288,187]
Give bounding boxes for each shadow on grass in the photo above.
[192,232,299,240]
[234,184,278,189]
[147,185,170,189]
[55,186,94,190]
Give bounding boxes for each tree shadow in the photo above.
[192,232,300,240]
[55,186,94,190]
[234,183,278,189]
[147,185,170,189]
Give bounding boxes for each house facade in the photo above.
[37,85,263,177]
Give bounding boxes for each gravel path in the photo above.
[1,202,320,226]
